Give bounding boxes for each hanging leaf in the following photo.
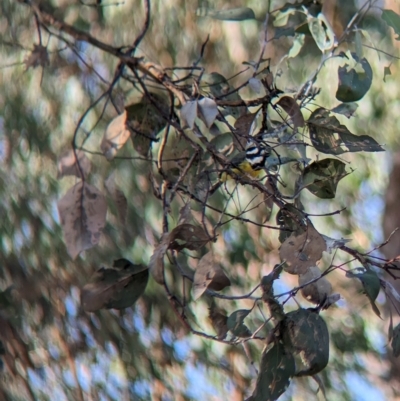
[234,112,257,150]
[277,96,304,128]
[208,306,229,340]
[192,252,231,300]
[203,72,247,118]
[391,324,400,357]
[169,223,210,251]
[336,53,373,102]
[180,101,198,129]
[81,259,148,312]
[298,266,332,304]
[105,174,128,224]
[384,65,392,82]
[308,108,384,154]
[276,204,307,243]
[331,103,358,118]
[308,15,335,52]
[57,149,91,179]
[177,202,192,226]
[227,309,252,337]
[346,268,381,317]
[198,97,218,128]
[57,182,107,259]
[148,233,170,284]
[287,33,306,59]
[282,309,329,376]
[302,158,347,199]
[321,235,351,253]
[197,7,255,21]
[100,110,130,161]
[249,342,295,401]
[127,94,168,156]
[248,77,262,94]
[280,223,326,275]
[382,9,400,40]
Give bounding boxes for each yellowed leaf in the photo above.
[57,182,107,259]
[100,110,130,160]
[57,149,91,179]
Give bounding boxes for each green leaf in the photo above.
[336,53,373,102]
[308,108,384,154]
[331,103,358,118]
[227,309,252,337]
[346,268,381,317]
[249,342,295,401]
[302,158,347,199]
[308,15,335,52]
[382,9,400,40]
[391,324,400,357]
[197,7,255,21]
[287,34,306,58]
[282,309,329,376]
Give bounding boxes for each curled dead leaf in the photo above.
[101,110,130,161]
[192,252,231,300]
[57,149,91,179]
[277,96,304,128]
[208,306,229,340]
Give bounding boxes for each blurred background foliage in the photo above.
[2,0,400,400]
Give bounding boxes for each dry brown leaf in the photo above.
[177,202,192,225]
[25,44,49,70]
[148,233,171,284]
[57,149,91,179]
[192,252,231,300]
[233,112,257,149]
[105,174,128,224]
[57,182,107,259]
[280,224,326,274]
[208,306,229,340]
[298,266,332,304]
[81,262,148,312]
[169,223,210,251]
[277,96,305,128]
[100,110,130,160]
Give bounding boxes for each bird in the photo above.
[221,138,271,181]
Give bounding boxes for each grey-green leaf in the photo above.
[227,309,252,337]
[282,309,329,377]
[391,324,400,357]
[249,342,295,401]
[382,9,400,40]
[336,54,373,102]
[302,158,347,199]
[308,108,384,154]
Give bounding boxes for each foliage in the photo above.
[2,0,400,400]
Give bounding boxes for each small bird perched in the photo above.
[221,138,271,181]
